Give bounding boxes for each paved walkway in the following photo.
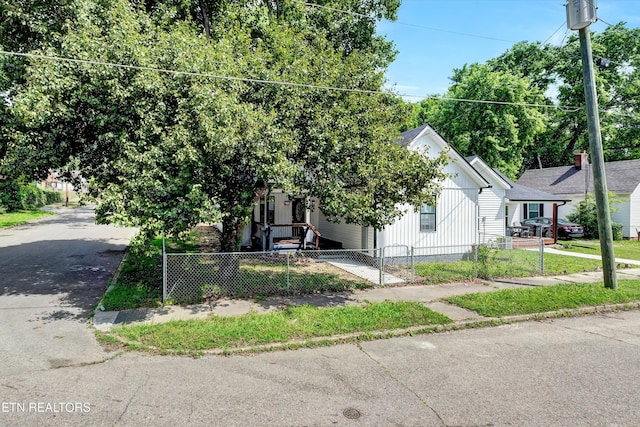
[325,258,405,285]
[543,247,640,266]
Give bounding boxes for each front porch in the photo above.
[255,222,321,251]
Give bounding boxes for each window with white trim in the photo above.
[420,204,436,232]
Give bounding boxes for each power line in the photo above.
[543,21,568,45]
[0,50,387,96]
[428,95,581,112]
[294,1,517,43]
[4,49,639,119]
[0,49,587,112]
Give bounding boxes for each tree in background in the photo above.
[8,0,447,251]
[409,64,547,180]
[489,24,640,169]
[408,23,640,176]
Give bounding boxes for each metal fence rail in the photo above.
[162,237,545,303]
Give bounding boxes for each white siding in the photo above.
[630,188,640,239]
[314,126,486,251]
[317,211,363,249]
[556,194,635,239]
[478,186,505,241]
[379,187,478,253]
[612,197,631,238]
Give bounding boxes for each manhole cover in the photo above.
[343,408,361,419]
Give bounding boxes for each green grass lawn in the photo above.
[0,210,54,228]
[447,280,640,317]
[414,249,603,284]
[557,240,640,261]
[101,301,452,354]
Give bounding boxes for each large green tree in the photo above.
[10,0,447,251]
[410,64,547,179]
[409,24,640,175]
[489,24,640,168]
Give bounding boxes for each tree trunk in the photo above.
[199,0,211,39]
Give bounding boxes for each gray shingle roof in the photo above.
[489,167,569,202]
[397,124,429,148]
[518,159,640,195]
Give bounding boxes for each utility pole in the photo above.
[567,0,617,289]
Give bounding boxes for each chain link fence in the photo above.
[163,237,546,303]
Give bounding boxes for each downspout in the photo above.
[553,201,568,245]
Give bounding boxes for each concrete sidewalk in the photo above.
[93,267,640,332]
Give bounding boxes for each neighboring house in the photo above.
[467,156,571,239]
[517,151,640,239]
[493,168,571,238]
[38,170,87,192]
[317,124,491,255]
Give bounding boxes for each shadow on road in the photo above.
[0,239,128,321]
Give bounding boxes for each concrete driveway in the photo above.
[0,206,136,376]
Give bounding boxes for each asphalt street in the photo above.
[0,205,136,376]
[2,312,640,426]
[2,207,640,426]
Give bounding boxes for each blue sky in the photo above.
[378,0,640,99]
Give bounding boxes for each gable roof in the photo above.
[518,158,640,195]
[465,156,511,190]
[399,124,490,188]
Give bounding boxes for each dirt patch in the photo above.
[192,224,222,252]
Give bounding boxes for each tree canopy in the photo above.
[408,23,640,177]
[4,0,447,250]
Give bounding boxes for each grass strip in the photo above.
[447,280,640,317]
[558,240,640,262]
[0,210,54,228]
[106,301,452,352]
[414,249,603,285]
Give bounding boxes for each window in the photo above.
[259,196,275,224]
[420,204,436,232]
[524,203,544,219]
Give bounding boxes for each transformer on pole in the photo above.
[566,0,597,30]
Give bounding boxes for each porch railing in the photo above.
[266,222,321,250]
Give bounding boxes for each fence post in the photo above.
[474,244,478,280]
[162,233,167,303]
[379,247,384,286]
[411,246,415,284]
[287,252,291,292]
[539,238,545,274]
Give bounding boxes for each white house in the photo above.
[517,152,640,239]
[247,123,569,252]
[315,124,491,256]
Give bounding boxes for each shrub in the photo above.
[612,222,623,241]
[0,180,62,212]
[567,193,622,239]
[0,179,23,211]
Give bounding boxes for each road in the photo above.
[0,206,136,376]
[2,208,640,426]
